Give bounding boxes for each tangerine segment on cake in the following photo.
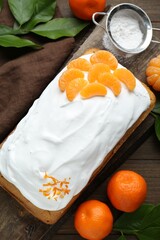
[66,78,88,101]
[90,50,118,70]
[98,72,121,96]
[88,63,110,83]
[59,68,84,91]
[0,49,155,224]
[80,82,107,99]
[67,58,92,71]
[114,68,136,91]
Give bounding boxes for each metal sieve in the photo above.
[92,3,160,54]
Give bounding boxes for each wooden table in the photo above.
[0,0,160,239]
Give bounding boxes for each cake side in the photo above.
[0,49,156,224]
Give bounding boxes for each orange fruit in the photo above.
[114,68,136,91]
[80,82,107,99]
[107,170,147,212]
[67,58,92,71]
[69,0,106,21]
[98,72,121,96]
[90,50,118,70]
[58,68,84,91]
[66,78,88,101]
[146,55,160,91]
[74,200,113,240]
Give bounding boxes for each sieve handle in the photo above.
[92,12,108,33]
[151,40,160,44]
[153,27,160,31]
[152,28,160,44]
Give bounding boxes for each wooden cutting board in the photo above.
[0,16,158,240]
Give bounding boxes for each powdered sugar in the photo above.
[109,10,143,50]
[103,9,144,58]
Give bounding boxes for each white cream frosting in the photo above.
[0,53,150,211]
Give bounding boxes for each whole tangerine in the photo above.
[69,0,106,21]
[146,55,160,91]
[107,170,147,212]
[74,199,113,240]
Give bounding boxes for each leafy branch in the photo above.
[113,203,160,240]
[0,0,3,12]
[151,94,160,141]
[0,0,89,48]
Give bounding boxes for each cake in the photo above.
[0,49,155,224]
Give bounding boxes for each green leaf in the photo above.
[0,35,41,48]
[0,0,3,12]
[155,115,160,141]
[140,204,160,229]
[31,18,89,39]
[152,96,160,115]
[152,106,160,115]
[117,235,127,240]
[8,0,36,25]
[24,0,56,30]
[0,24,24,35]
[0,24,15,35]
[137,227,160,240]
[113,204,154,234]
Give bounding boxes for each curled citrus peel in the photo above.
[39,172,71,201]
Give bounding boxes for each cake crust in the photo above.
[0,49,156,224]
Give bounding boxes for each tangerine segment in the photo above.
[90,50,118,70]
[148,57,160,68]
[147,74,159,86]
[88,63,110,83]
[98,72,121,96]
[146,66,160,77]
[152,78,160,91]
[114,68,136,91]
[80,82,107,99]
[59,68,84,92]
[67,58,92,71]
[66,78,88,101]
[83,48,99,55]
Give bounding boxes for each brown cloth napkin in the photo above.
[0,1,75,143]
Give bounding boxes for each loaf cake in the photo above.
[0,49,155,224]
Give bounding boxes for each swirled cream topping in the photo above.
[0,52,150,211]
